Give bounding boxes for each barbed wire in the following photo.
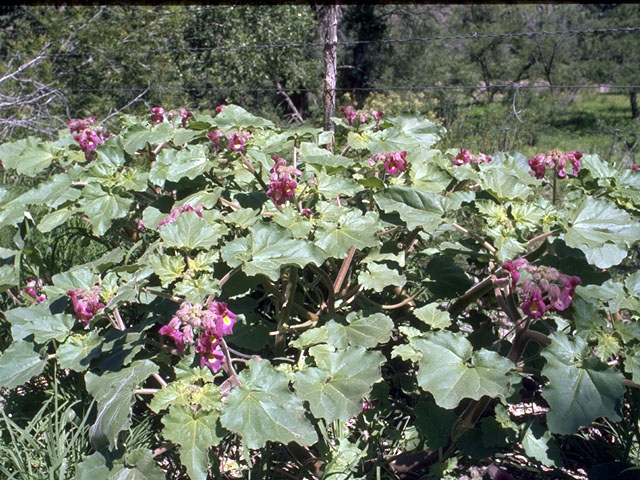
[23,24,640,58]
[63,84,640,94]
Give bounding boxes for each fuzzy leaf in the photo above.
[294,346,384,422]
[541,332,625,434]
[563,197,640,268]
[0,340,47,389]
[162,406,224,480]
[220,359,317,449]
[327,312,394,349]
[414,331,517,409]
[221,223,325,280]
[85,360,159,450]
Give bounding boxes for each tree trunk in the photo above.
[319,5,338,136]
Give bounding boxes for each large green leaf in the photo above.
[221,223,325,280]
[374,186,446,231]
[414,331,517,409]
[148,254,185,287]
[56,330,104,372]
[159,212,227,250]
[413,302,452,330]
[563,197,640,268]
[541,332,625,434]
[85,360,159,450]
[213,104,274,129]
[37,207,74,233]
[358,261,406,292]
[162,406,224,480]
[80,184,132,236]
[220,358,317,449]
[299,142,351,168]
[327,312,394,349]
[123,123,173,155]
[165,145,213,182]
[15,147,55,176]
[478,165,533,201]
[294,346,384,422]
[315,210,380,258]
[0,340,47,389]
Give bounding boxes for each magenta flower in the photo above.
[150,107,165,125]
[22,278,46,304]
[267,155,300,206]
[632,163,639,171]
[384,151,408,175]
[508,264,581,320]
[68,116,109,160]
[209,301,236,336]
[157,203,204,227]
[528,150,582,179]
[159,320,186,353]
[370,110,383,126]
[520,283,546,319]
[454,149,472,166]
[453,149,491,166]
[339,106,357,126]
[196,331,225,373]
[179,108,192,128]
[67,286,105,326]
[227,132,249,152]
[215,104,226,113]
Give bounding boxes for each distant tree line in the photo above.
[0,4,637,141]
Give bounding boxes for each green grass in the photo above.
[442,92,639,165]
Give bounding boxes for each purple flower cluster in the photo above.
[206,129,251,154]
[453,148,492,166]
[528,150,582,179]
[22,278,46,304]
[339,106,384,128]
[502,259,581,319]
[267,155,301,206]
[150,107,193,128]
[159,301,236,373]
[68,116,110,159]
[157,203,204,228]
[368,151,408,175]
[67,286,105,326]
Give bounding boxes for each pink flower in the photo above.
[196,332,225,373]
[521,283,546,319]
[179,108,192,128]
[301,208,313,217]
[227,132,248,152]
[209,301,236,336]
[68,117,109,159]
[22,278,46,304]
[339,106,357,126]
[267,155,300,206]
[134,218,144,231]
[454,149,472,166]
[159,322,185,353]
[157,203,204,227]
[528,150,582,179]
[384,151,408,175]
[215,104,226,113]
[150,107,165,125]
[67,286,105,326]
[632,163,640,171]
[370,110,383,126]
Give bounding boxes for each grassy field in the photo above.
[444,92,639,165]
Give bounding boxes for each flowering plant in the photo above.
[0,104,638,479]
